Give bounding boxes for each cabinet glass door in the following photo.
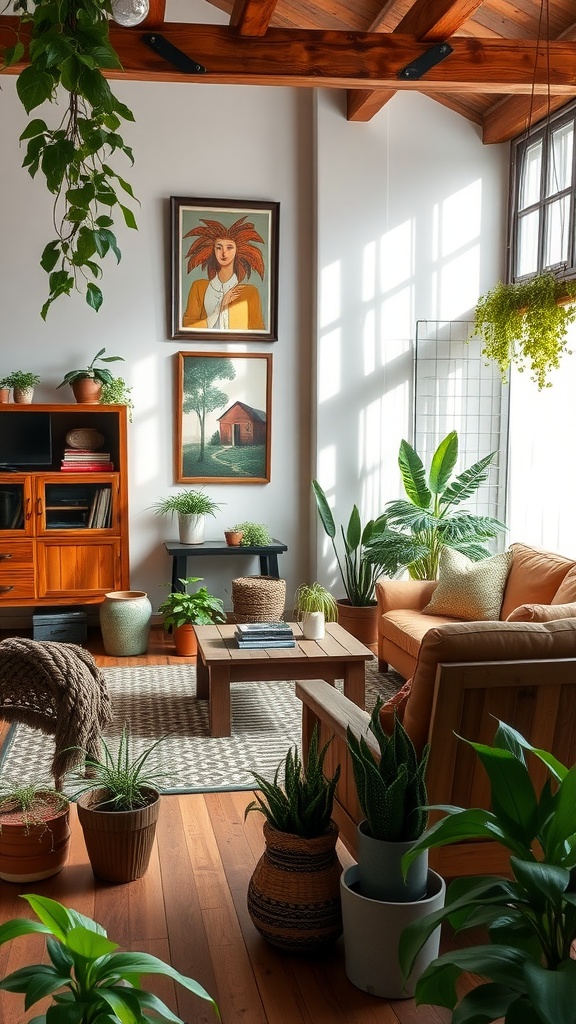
[0,483,28,532]
[42,482,114,531]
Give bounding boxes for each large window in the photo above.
[510,100,576,282]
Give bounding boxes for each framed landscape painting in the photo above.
[176,352,272,484]
[171,196,280,342]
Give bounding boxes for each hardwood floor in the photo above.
[0,627,454,1023]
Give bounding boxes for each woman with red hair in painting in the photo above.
[182,216,265,330]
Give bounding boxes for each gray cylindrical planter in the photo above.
[99,590,152,656]
[341,866,446,999]
[357,821,428,902]
[178,513,205,544]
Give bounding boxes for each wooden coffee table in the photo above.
[193,622,373,737]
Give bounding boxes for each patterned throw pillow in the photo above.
[423,547,513,621]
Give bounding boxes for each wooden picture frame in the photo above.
[176,352,272,484]
[171,197,280,342]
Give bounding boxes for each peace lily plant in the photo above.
[3,0,138,318]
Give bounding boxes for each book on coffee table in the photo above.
[234,622,295,648]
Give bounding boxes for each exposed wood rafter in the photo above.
[230,0,279,36]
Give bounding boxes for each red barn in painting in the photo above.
[218,402,266,446]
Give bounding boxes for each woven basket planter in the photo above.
[77,786,160,883]
[232,576,286,622]
[247,820,343,951]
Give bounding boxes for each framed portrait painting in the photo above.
[176,352,272,484]
[171,196,280,342]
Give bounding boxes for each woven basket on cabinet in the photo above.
[232,576,286,622]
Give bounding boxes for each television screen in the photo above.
[0,411,53,467]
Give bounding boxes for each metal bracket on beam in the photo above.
[143,33,207,74]
[397,42,453,81]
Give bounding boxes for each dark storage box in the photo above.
[32,609,88,644]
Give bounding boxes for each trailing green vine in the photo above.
[2,0,138,318]
[473,273,576,389]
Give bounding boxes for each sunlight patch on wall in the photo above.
[363,309,376,375]
[318,328,341,402]
[320,260,341,328]
[380,219,413,291]
[362,240,376,302]
[380,288,413,352]
[439,248,481,321]
[440,180,482,257]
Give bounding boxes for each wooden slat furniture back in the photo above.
[297,656,576,877]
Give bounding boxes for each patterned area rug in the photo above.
[0,660,404,794]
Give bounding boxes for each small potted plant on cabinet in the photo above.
[158,575,226,656]
[0,378,10,403]
[0,894,218,1022]
[57,348,125,404]
[68,725,166,884]
[100,374,134,421]
[230,521,273,546]
[0,780,70,883]
[152,489,223,544]
[5,371,41,404]
[244,726,342,951]
[224,526,244,546]
[294,581,339,640]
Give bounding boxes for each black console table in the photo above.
[164,539,288,593]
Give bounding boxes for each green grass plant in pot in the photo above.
[67,724,166,884]
[0,894,218,1022]
[57,348,125,404]
[342,703,444,999]
[293,581,338,640]
[158,576,226,657]
[364,430,507,581]
[244,725,342,951]
[0,781,70,883]
[152,489,222,544]
[400,719,576,1024]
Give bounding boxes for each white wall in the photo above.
[314,90,508,593]
[0,5,510,621]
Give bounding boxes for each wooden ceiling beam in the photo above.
[2,22,576,94]
[230,0,279,36]
[348,0,486,121]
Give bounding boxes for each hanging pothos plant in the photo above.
[473,272,576,390]
[2,0,137,318]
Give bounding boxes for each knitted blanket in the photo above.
[0,637,112,789]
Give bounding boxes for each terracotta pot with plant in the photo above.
[68,725,166,884]
[0,378,10,403]
[230,521,273,546]
[0,894,218,1022]
[224,527,244,546]
[57,348,125,403]
[158,575,226,656]
[152,489,223,544]
[0,781,70,883]
[245,725,342,952]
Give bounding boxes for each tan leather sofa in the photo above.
[296,543,576,877]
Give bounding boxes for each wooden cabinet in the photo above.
[0,404,129,607]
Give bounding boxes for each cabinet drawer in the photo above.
[0,542,34,565]
[0,567,36,600]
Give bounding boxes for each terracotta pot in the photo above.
[71,377,102,404]
[224,530,243,546]
[247,820,342,951]
[173,623,197,657]
[0,388,10,404]
[13,387,34,404]
[0,794,70,882]
[76,786,160,883]
[336,599,378,650]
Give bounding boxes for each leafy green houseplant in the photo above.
[158,576,226,631]
[99,374,134,420]
[0,893,218,1022]
[400,720,576,1024]
[365,430,506,580]
[231,521,273,546]
[0,781,70,883]
[245,727,343,951]
[57,348,124,389]
[473,273,576,390]
[312,480,388,606]
[3,0,138,318]
[152,490,222,518]
[5,371,41,390]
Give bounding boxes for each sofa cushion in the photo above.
[381,608,457,661]
[500,543,576,620]
[402,617,576,754]
[422,548,512,621]
[553,565,576,603]
[379,679,412,733]
[506,602,576,622]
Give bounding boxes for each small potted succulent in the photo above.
[57,348,125,404]
[0,780,70,883]
[158,575,226,656]
[151,489,223,544]
[293,581,338,639]
[230,521,273,546]
[5,371,41,404]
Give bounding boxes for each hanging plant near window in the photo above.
[3,0,138,318]
[473,273,576,390]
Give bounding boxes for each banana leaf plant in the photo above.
[0,893,219,1023]
[399,721,576,1024]
[364,430,507,580]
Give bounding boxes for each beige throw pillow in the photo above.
[506,602,576,622]
[423,547,513,621]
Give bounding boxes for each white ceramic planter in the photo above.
[178,513,205,544]
[340,866,446,999]
[302,610,325,640]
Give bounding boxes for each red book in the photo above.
[60,463,114,471]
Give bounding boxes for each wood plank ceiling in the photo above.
[2,0,576,143]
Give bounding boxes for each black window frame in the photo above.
[509,99,576,284]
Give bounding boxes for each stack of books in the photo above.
[60,448,114,472]
[234,621,296,649]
